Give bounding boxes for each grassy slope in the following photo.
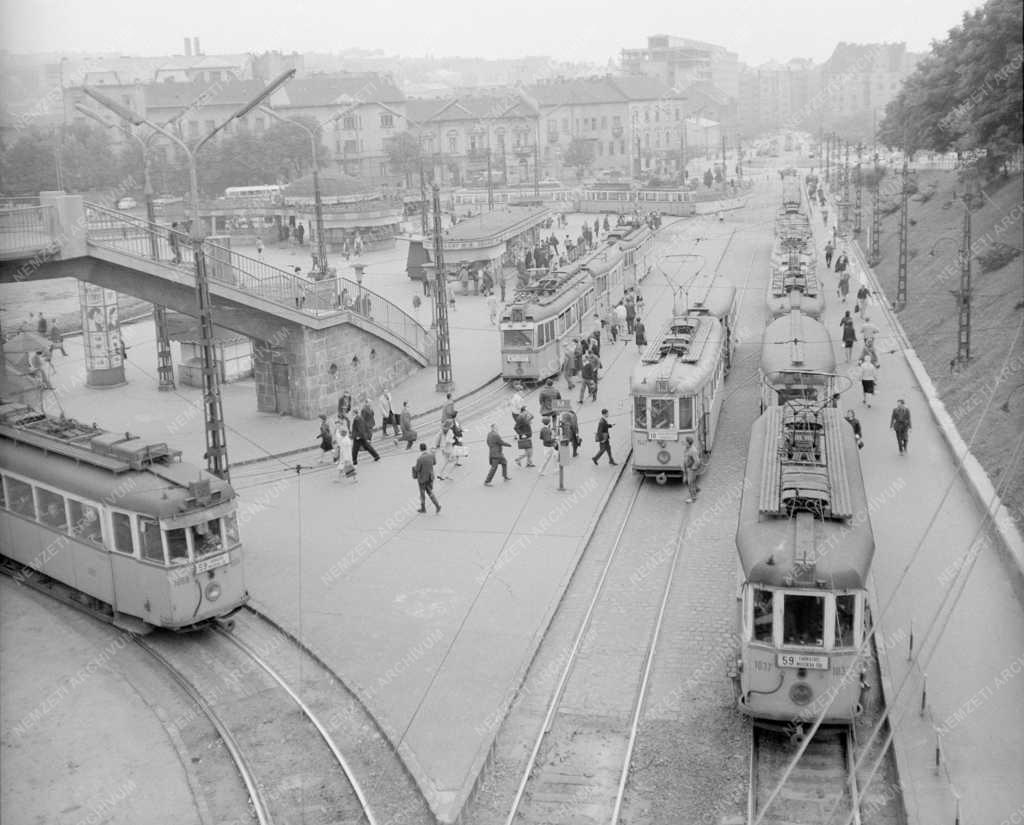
[868,170,1024,529]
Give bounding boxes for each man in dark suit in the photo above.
[592,409,617,466]
[350,410,381,464]
[413,443,441,513]
[484,424,512,485]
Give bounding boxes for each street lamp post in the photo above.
[259,107,328,277]
[429,183,454,392]
[83,69,296,480]
[76,103,175,391]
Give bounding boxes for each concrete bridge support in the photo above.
[252,322,420,419]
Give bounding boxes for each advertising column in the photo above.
[79,283,126,387]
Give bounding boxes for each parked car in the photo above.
[116,196,137,210]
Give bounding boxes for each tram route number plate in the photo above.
[195,553,230,574]
[506,354,531,363]
[777,653,829,670]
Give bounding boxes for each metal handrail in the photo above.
[81,203,428,354]
[0,204,55,254]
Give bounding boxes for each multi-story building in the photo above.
[404,91,539,187]
[818,42,921,126]
[621,35,739,102]
[525,75,689,179]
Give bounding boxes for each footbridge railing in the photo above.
[0,199,57,258]
[83,204,428,357]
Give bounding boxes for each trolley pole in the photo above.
[430,183,455,392]
[895,155,910,311]
[869,152,882,266]
[956,194,973,364]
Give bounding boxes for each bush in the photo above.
[977,243,1022,273]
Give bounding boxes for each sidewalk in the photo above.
[811,189,1024,825]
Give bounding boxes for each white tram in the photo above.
[0,403,247,632]
[734,403,874,725]
[500,242,625,383]
[766,255,825,321]
[687,282,738,375]
[630,315,726,482]
[607,223,655,288]
[760,311,837,411]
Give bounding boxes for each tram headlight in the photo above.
[656,449,671,464]
[789,682,813,706]
[205,581,222,602]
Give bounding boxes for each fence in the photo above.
[0,204,56,257]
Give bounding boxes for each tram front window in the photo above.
[190,519,223,556]
[753,589,774,643]
[165,528,190,563]
[782,593,825,647]
[223,513,240,547]
[835,594,856,648]
[139,518,165,563]
[502,329,533,348]
[649,398,675,429]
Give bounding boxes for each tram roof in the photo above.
[736,405,874,590]
[687,282,736,319]
[760,311,836,376]
[767,288,825,320]
[0,403,233,519]
[631,315,723,393]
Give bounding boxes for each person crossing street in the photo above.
[413,443,441,513]
[592,409,617,466]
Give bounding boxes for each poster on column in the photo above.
[80,283,123,371]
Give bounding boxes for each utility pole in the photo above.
[869,152,881,266]
[486,145,494,212]
[956,193,973,364]
[825,133,831,188]
[895,155,910,311]
[853,143,863,235]
[721,131,727,191]
[841,141,851,228]
[430,183,454,392]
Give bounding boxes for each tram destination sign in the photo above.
[777,652,829,670]
[195,553,231,574]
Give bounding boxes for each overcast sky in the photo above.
[2,0,978,66]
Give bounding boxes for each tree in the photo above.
[385,131,422,186]
[563,138,595,181]
[0,123,118,195]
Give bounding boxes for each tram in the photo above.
[734,402,874,725]
[760,311,837,411]
[500,242,625,383]
[687,281,738,375]
[0,402,248,632]
[606,222,655,288]
[766,255,825,320]
[630,315,726,482]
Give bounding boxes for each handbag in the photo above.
[406,428,418,442]
[517,437,533,450]
[411,465,418,479]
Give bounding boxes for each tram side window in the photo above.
[69,499,104,545]
[7,478,36,519]
[633,396,647,428]
[0,477,5,509]
[223,513,240,547]
[502,329,532,348]
[835,594,856,648]
[111,512,134,554]
[38,489,68,531]
[138,517,165,563]
[166,528,190,563]
[753,589,774,642]
[783,593,825,647]
[678,397,694,429]
[649,398,675,429]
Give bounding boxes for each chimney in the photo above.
[193,37,201,57]
[184,37,192,57]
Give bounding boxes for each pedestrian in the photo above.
[560,409,580,457]
[682,435,701,502]
[538,417,558,476]
[293,267,305,309]
[29,350,52,389]
[441,392,456,427]
[890,398,912,455]
[48,321,66,357]
[36,314,47,335]
[838,271,850,302]
[614,301,627,340]
[824,240,835,269]
[860,337,880,368]
[625,297,636,335]
[334,427,357,482]
[499,273,507,302]
[315,413,334,464]
[436,422,457,480]
[256,238,264,257]
[634,318,647,351]
[296,223,305,245]
[859,358,877,407]
[579,353,596,403]
[592,408,617,465]
[561,349,576,391]
[379,391,395,438]
[855,284,870,315]
[484,424,512,485]
[514,406,535,467]
[413,443,442,513]
[359,399,376,439]
[169,222,182,263]
[844,410,864,449]
[860,315,879,347]
[539,378,562,417]
[841,316,857,363]
[350,409,381,464]
[397,401,417,450]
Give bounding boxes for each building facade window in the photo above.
[343,115,357,131]
[609,141,614,155]
[380,113,394,128]
[562,117,569,133]
[448,131,458,153]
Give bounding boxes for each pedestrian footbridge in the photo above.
[0,192,430,418]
